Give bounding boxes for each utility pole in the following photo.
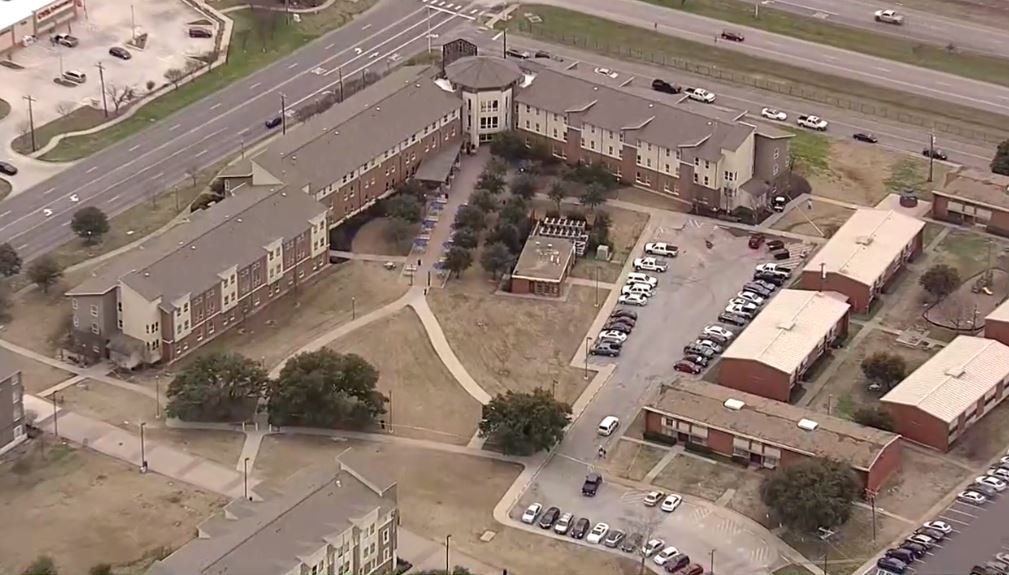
[280,93,287,134]
[927,131,936,182]
[23,95,37,152]
[51,392,59,438]
[243,456,251,500]
[130,4,137,43]
[96,62,109,117]
[869,491,878,542]
[426,6,433,54]
[754,0,759,17]
[584,337,591,380]
[338,67,344,101]
[502,29,508,58]
[139,421,148,473]
[709,549,715,574]
[445,534,451,573]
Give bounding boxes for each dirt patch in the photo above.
[876,443,970,519]
[614,186,688,212]
[605,439,666,481]
[926,268,1009,330]
[183,261,408,371]
[770,200,854,238]
[809,142,940,207]
[0,286,72,356]
[806,329,936,419]
[350,217,415,256]
[427,283,601,404]
[144,427,245,469]
[57,379,157,429]
[651,453,747,501]
[0,442,224,575]
[329,308,482,445]
[0,354,72,395]
[725,472,773,528]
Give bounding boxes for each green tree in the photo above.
[992,139,1009,176]
[564,163,616,190]
[861,352,907,391]
[588,211,611,253]
[470,189,499,213]
[71,206,110,245]
[443,246,473,279]
[0,242,21,277]
[498,196,529,229]
[267,349,384,428]
[384,194,422,223]
[452,205,487,233]
[510,174,536,200]
[919,263,960,301]
[452,227,478,250]
[486,223,522,254]
[0,285,10,322]
[547,181,567,212]
[760,458,860,533]
[486,157,508,177]
[89,564,113,575]
[479,388,571,455]
[384,217,415,250]
[489,131,528,162]
[580,183,607,212]
[480,241,515,279]
[477,171,506,195]
[27,255,62,294]
[396,179,426,199]
[21,556,57,575]
[852,405,895,432]
[165,352,268,422]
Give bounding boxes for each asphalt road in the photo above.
[535,0,1009,118]
[460,26,993,168]
[0,0,480,261]
[759,0,1009,57]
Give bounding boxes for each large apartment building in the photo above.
[66,188,329,367]
[0,350,27,457]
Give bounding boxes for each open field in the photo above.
[254,436,639,575]
[652,453,748,502]
[427,282,602,404]
[350,217,415,256]
[506,6,1009,142]
[57,379,157,428]
[876,443,970,520]
[808,140,943,206]
[771,199,854,238]
[0,442,224,575]
[186,261,408,371]
[144,427,245,469]
[606,438,666,481]
[0,353,71,395]
[329,308,482,445]
[0,281,73,355]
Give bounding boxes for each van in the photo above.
[63,70,86,84]
[597,416,620,436]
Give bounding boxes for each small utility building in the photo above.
[509,237,574,297]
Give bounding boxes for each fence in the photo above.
[514,21,1006,145]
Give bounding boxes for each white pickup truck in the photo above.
[874,9,905,24]
[797,114,828,131]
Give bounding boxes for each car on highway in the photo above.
[583,472,603,496]
[797,114,828,131]
[571,517,590,539]
[685,87,716,103]
[621,533,644,554]
[603,529,626,548]
[594,67,619,79]
[586,522,609,544]
[643,538,665,557]
[718,311,749,326]
[923,520,952,534]
[52,33,78,47]
[109,46,132,60]
[660,493,682,512]
[521,503,542,524]
[0,161,18,176]
[534,49,552,59]
[853,132,879,143]
[188,27,213,38]
[923,148,948,160]
[505,48,530,59]
[265,116,283,129]
[977,475,1008,491]
[611,308,638,321]
[618,293,649,306]
[720,30,745,42]
[644,491,664,507]
[674,360,703,374]
[654,546,681,566]
[537,506,560,529]
[760,107,787,121]
[645,242,678,257]
[957,489,984,504]
[590,342,621,357]
[634,257,668,272]
[652,79,682,94]
[874,9,905,24]
[627,272,659,288]
[554,512,573,534]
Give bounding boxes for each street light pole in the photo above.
[584,337,591,380]
[352,296,356,320]
[155,375,160,419]
[139,422,148,472]
[927,131,936,182]
[51,391,59,438]
[445,534,451,573]
[594,264,599,307]
[23,95,37,152]
[243,456,251,500]
[426,6,433,54]
[96,61,108,117]
[280,93,287,135]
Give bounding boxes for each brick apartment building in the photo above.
[0,350,27,457]
[931,168,1009,237]
[149,454,398,575]
[881,336,1009,451]
[719,289,851,402]
[985,298,1009,346]
[644,379,902,492]
[66,188,329,367]
[0,0,78,55]
[796,209,924,313]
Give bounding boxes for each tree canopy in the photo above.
[21,556,58,575]
[485,223,522,255]
[510,174,536,200]
[27,256,62,294]
[580,183,608,212]
[476,171,505,195]
[480,241,515,279]
[384,194,422,223]
[165,352,268,421]
[267,349,384,428]
[852,405,895,432]
[547,181,567,211]
[451,227,478,250]
[489,130,528,162]
[71,206,110,244]
[0,242,21,277]
[564,162,617,190]
[443,246,473,278]
[861,351,907,391]
[992,139,1009,176]
[760,458,860,533]
[452,205,487,233]
[919,263,960,300]
[478,388,571,455]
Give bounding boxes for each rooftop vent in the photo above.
[237,218,243,223]
[855,235,874,246]
[776,320,796,331]
[944,366,966,378]
[723,398,745,411]
[797,418,819,431]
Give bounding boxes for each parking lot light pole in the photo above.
[139,421,148,473]
[280,93,287,135]
[445,534,451,573]
[23,95,37,152]
[584,337,591,379]
[96,62,109,117]
[243,456,251,500]
[594,264,599,307]
[51,391,59,438]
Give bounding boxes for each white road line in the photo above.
[874,66,891,73]
[61,221,70,227]
[128,144,141,152]
[324,11,458,77]
[210,103,222,110]
[195,149,208,157]
[0,210,10,218]
[150,172,164,180]
[325,42,337,49]
[16,243,28,250]
[86,166,98,174]
[427,4,474,19]
[469,8,478,14]
[944,507,978,518]
[937,515,970,525]
[106,194,120,204]
[492,31,503,41]
[43,187,57,196]
[361,24,372,31]
[287,62,299,69]
[250,81,261,90]
[169,123,181,131]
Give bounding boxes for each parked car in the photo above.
[720,29,745,41]
[877,557,907,574]
[571,517,590,539]
[742,282,772,297]
[52,33,78,47]
[599,330,629,344]
[603,529,626,548]
[586,522,610,544]
[736,291,765,306]
[627,272,659,288]
[634,257,668,272]
[645,242,679,257]
[0,161,18,176]
[265,116,283,129]
[760,108,787,121]
[899,541,927,559]
[985,562,1009,575]
[618,293,649,306]
[718,311,749,326]
[582,472,603,496]
[598,416,620,436]
[662,554,691,573]
[188,27,213,38]
[972,483,998,498]
[538,506,560,529]
[654,547,681,566]
[923,520,953,534]
[753,278,779,291]
[977,475,1007,492]
[660,493,682,512]
[754,271,787,286]
[109,46,132,60]
[651,79,682,94]
[905,533,935,548]
[683,354,709,367]
[959,490,987,504]
[674,360,703,374]
[622,282,655,297]
[885,548,916,564]
[725,305,755,319]
[553,512,573,534]
[590,342,621,357]
[521,503,542,524]
[728,299,759,313]
[996,554,1009,565]
[853,132,879,143]
[642,538,665,557]
[505,48,530,59]
[693,339,723,353]
[749,233,765,249]
[644,491,664,507]
[771,249,790,260]
[621,533,644,554]
[766,239,786,251]
[923,147,948,160]
[989,467,1009,480]
[915,527,946,541]
[683,344,716,358]
[603,321,633,334]
[611,308,638,321]
[755,263,791,276]
[677,565,705,575]
[704,325,735,341]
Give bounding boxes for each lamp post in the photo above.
[445,534,451,573]
[155,375,161,419]
[352,296,357,320]
[280,93,287,135]
[584,337,591,380]
[593,264,599,307]
[243,456,251,501]
[51,391,59,438]
[139,421,148,473]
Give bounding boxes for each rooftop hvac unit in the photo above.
[723,398,745,411]
[797,418,819,431]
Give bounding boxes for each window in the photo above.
[90,304,98,317]
[383,529,390,543]
[91,323,100,335]
[73,316,79,328]
[383,549,391,562]
[71,298,78,310]
[773,148,781,159]
[704,176,710,186]
[693,173,698,183]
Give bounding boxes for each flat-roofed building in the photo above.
[719,289,851,402]
[931,168,1009,237]
[0,0,78,55]
[796,209,924,313]
[510,237,574,297]
[984,298,1009,347]
[643,379,902,492]
[881,336,1009,451]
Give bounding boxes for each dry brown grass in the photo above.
[770,200,855,238]
[1,353,71,395]
[876,443,970,519]
[350,217,415,256]
[652,454,748,501]
[606,439,666,481]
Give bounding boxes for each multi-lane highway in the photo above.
[759,0,1009,57]
[537,0,1009,118]
[0,0,482,261]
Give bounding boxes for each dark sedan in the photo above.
[720,30,745,42]
[717,311,749,326]
[853,132,878,143]
[570,517,590,539]
[0,161,18,176]
[674,360,702,374]
[923,147,948,160]
[109,46,132,60]
[265,116,283,129]
[537,506,560,529]
[611,309,638,321]
[651,79,682,94]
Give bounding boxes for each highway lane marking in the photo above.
[361,24,372,31]
[43,187,57,196]
[322,12,454,77]
[86,166,98,174]
[16,243,28,250]
[128,144,141,152]
[106,194,120,204]
[250,81,262,90]
[195,149,208,157]
[0,210,10,218]
[325,42,337,49]
[61,221,70,227]
[210,103,222,110]
[428,4,474,19]
[169,123,181,131]
[874,66,891,72]
[151,172,164,180]
[288,62,299,69]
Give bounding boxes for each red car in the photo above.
[748,233,765,249]
[671,565,705,575]
[674,360,702,374]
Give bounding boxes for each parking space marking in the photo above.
[128,144,141,152]
[937,515,970,525]
[16,243,28,250]
[325,42,337,49]
[150,172,164,181]
[0,210,9,218]
[945,507,979,519]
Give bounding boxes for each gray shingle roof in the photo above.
[445,55,523,90]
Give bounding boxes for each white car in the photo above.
[704,325,735,341]
[626,272,658,288]
[599,330,629,343]
[642,538,665,557]
[693,339,722,353]
[618,293,649,306]
[923,520,952,534]
[988,467,1009,480]
[586,522,609,544]
[755,263,791,276]
[976,475,1007,492]
[728,298,759,312]
[521,503,542,524]
[660,493,682,512]
[906,533,935,547]
[633,257,668,273]
[797,114,829,131]
[1000,455,1009,466]
[725,304,754,318]
[761,107,787,121]
[653,546,681,566]
[874,8,904,24]
[645,242,679,257]
[554,512,573,534]
[736,291,765,306]
[622,283,655,297]
[958,490,987,505]
[594,67,619,79]
[598,415,620,436]
[686,88,715,103]
[644,491,664,507]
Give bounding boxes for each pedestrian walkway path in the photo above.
[567,276,618,290]
[329,250,406,263]
[408,296,492,405]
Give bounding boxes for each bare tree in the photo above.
[164,68,185,90]
[941,291,978,331]
[105,83,136,114]
[55,101,76,118]
[622,506,665,575]
[17,120,31,138]
[186,166,199,188]
[184,58,203,77]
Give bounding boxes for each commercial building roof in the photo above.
[646,379,899,471]
[987,297,1009,323]
[721,289,850,375]
[881,336,1009,423]
[445,55,523,90]
[148,454,396,575]
[0,0,58,32]
[512,237,574,282]
[803,209,925,288]
[935,168,1009,211]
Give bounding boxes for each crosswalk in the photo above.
[418,0,487,17]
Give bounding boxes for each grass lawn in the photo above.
[876,443,970,519]
[770,199,854,238]
[652,453,747,501]
[41,0,375,162]
[606,438,666,481]
[773,566,816,575]
[786,130,830,176]
[506,6,1009,141]
[11,106,108,155]
[0,353,71,395]
[781,507,905,575]
[640,0,1009,88]
[933,229,1002,279]
[350,216,416,256]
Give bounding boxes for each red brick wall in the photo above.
[932,194,1009,237]
[717,358,792,402]
[985,318,1009,346]
[796,271,872,313]
[706,426,734,455]
[866,437,903,492]
[883,402,950,451]
[511,277,531,294]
